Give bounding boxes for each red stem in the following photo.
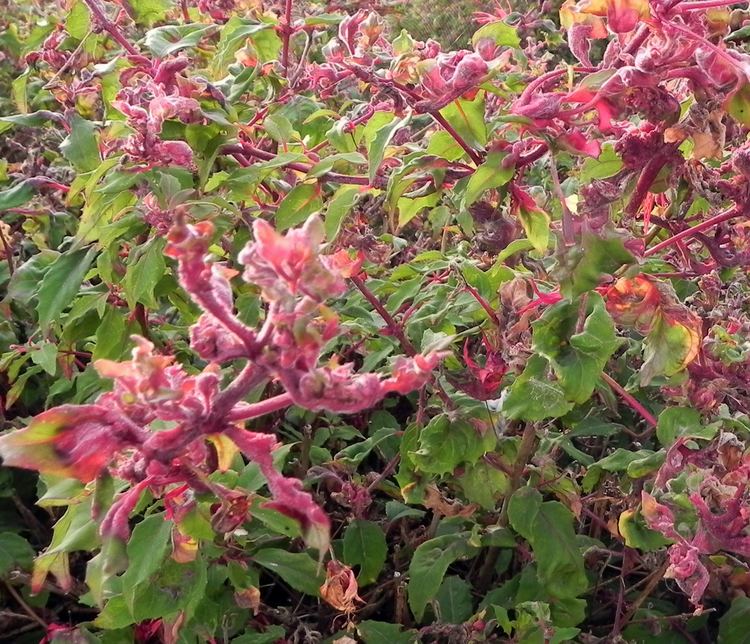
[601,372,657,428]
[644,206,742,257]
[463,283,501,326]
[626,155,668,219]
[351,275,417,356]
[430,111,483,165]
[83,0,139,56]
[281,0,293,74]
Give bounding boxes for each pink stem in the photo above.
[229,392,294,421]
[281,0,293,74]
[431,111,483,165]
[601,372,657,428]
[644,206,742,256]
[675,0,747,10]
[351,275,417,356]
[463,283,501,326]
[83,0,139,56]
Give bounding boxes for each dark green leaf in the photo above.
[124,237,167,308]
[508,487,588,600]
[434,575,473,623]
[61,114,100,173]
[407,532,477,621]
[0,532,34,575]
[252,548,324,596]
[532,293,618,404]
[342,520,388,586]
[37,246,97,329]
[720,596,750,644]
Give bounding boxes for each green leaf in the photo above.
[532,294,618,404]
[30,341,58,376]
[144,24,215,57]
[252,548,324,596]
[342,520,388,586]
[130,556,208,622]
[0,532,34,576]
[410,415,495,476]
[275,183,323,231]
[462,151,513,208]
[93,306,135,361]
[471,20,520,48]
[61,114,100,173]
[0,181,35,210]
[641,315,699,385]
[618,509,671,551]
[656,407,703,446]
[726,82,750,127]
[120,514,172,613]
[518,207,550,252]
[434,575,474,624]
[426,130,466,162]
[124,237,166,308]
[407,533,477,621]
[555,232,634,299]
[37,246,97,330]
[592,447,657,473]
[720,596,750,643]
[508,487,588,600]
[398,192,441,228]
[368,113,412,182]
[357,621,416,644]
[66,1,91,40]
[501,355,574,421]
[579,144,623,183]
[439,92,487,150]
[232,627,288,644]
[130,0,171,26]
[459,460,510,509]
[325,185,360,241]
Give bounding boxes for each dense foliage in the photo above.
[2,0,750,641]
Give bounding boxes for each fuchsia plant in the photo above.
[0,214,441,585]
[5,0,750,638]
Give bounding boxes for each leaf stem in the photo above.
[601,372,657,428]
[229,392,294,422]
[430,111,483,165]
[644,206,742,257]
[83,0,139,56]
[281,0,294,75]
[675,0,747,11]
[3,581,46,629]
[351,274,417,356]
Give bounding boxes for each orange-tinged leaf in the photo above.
[0,405,124,482]
[171,527,198,564]
[234,586,261,613]
[207,433,240,472]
